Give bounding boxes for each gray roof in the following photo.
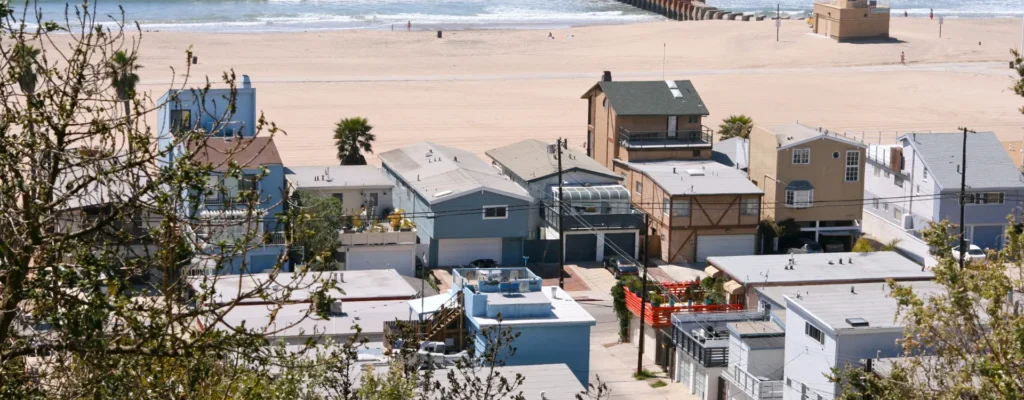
[486,139,621,182]
[434,364,585,399]
[763,123,866,150]
[190,269,417,304]
[624,160,763,196]
[712,137,749,170]
[56,154,154,210]
[586,80,710,116]
[755,281,943,311]
[727,320,784,338]
[379,142,531,205]
[285,165,393,190]
[902,132,1024,190]
[784,281,944,332]
[707,251,933,286]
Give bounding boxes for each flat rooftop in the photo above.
[285,165,393,189]
[727,320,784,338]
[212,300,412,339]
[707,251,933,286]
[783,281,945,332]
[190,269,418,304]
[432,364,585,399]
[471,286,596,328]
[623,160,762,196]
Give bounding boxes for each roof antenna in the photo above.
[851,286,856,294]
[662,42,666,80]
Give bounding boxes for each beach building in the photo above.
[862,132,1024,266]
[581,78,712,169]
[669,311,775,400]
[380,142,532,268]
[156,75,259,167]
[620,160,764,264]
[779,281,942,400]
[486,139,643,262]
[704,251,933,307]
[748,123,867,252]
[187,136,289,275]
[449,267,596,385]
[812,0,890,42]
[195,270,419,346]
[286,166,416,276]
[713,137,751,172]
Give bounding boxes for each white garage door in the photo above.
[438,238,502,266]
[696,234,755,262]
[346,245,415,277]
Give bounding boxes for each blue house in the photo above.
[156,75,258,167]
[451,267,596,386]
[864,132,1024,260]
[379,142,533,267]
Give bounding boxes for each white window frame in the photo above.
[741,198,758,216]
[785,190,813,209]
[482,205,508,220]
[965,192,1005,205]
[923,169,929,183]
[635,181,643,194]
[792,148,810,165]
[663,197,670,216]
[672,198,690,217]
[805,322,825,345]
[894,207,904,221]
[845,150,860,182]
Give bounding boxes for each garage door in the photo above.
[346,245,415,276]
[438,238,502,267]
[565,234,598,262]
[695,234,755,262]
[604,233,636,259]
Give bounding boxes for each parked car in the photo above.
[824,242,845,252]
[787,238,823,254]
[603,256,639,278]
[469,259,497,268]
[952,244,986,262]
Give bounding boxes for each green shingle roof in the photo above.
[592,80,709,116]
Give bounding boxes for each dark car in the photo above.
[603,256,639,278]
[469,259,497,268]
[787,238,823,254]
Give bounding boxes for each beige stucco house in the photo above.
[812,0,890,42]
[748,123,866,251]
[581,78,765,263]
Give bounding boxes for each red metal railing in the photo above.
[623,285,742,328]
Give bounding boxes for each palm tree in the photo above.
[14,44,40,96]
[333,117,375,165]
[107,50,142,125]
[881,238,902,251]
[718,114,754,140]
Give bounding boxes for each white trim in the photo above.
[482,205,509,220]
[778,133,868,151]
[845,150,861,182]
[792,148,811,165]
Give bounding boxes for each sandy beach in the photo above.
[134,18,1024,166]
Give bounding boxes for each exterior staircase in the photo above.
[425,291,463,342]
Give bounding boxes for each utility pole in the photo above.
[776,4,780,42]
[636,212,650,375]
[557,138,565,289]
[957,126,974,270]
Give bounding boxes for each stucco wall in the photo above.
[468,320,592,386]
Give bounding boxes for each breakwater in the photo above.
[612,0,767,21]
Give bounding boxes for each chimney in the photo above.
[242,75,251,89]
[602,71,612,82]
[550,287,558,299]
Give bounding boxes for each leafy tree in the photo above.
[437,315,526,400]
[334,117,376,165]
[831,219,1024,399]
[611,280,630,342]
[717,114,754,140]
[1012,49,1024,114]
[699,276,726,305]
[576,375,612,400]
[293,191,345,269]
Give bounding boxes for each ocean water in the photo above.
[25,0,1024,32]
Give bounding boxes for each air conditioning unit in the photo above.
[901,214,914,230]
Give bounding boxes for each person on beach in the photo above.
[904,10,908,17]
[929,9,933,19]
[900,51,905,65]
[548,32,554,39]
[407,20,411,31]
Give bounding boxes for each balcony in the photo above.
[724,365,784,400]
[339,228,417,246]
[673,324,729,368]
[452,267,542,294]
[546,209,645,231]
[618,126,713,149]
[623,282,743,328]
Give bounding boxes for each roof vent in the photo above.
[665,80,678,89]
[670,89,684,99]
[602,71,612,82]
[686,169,704,176]
[425,150,433,158]
[845,317,869,327]
[434,190,454,199]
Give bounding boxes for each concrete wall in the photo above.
[813,3,890,41]
[466,315,592,386]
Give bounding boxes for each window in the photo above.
[170,109,191,136]
[883,202,890,211]
[205,175,222,203]
[873,197,880,209]
[602,98,608,111]
[741,198,758,216]
[238,174,259,193]
[965,192,1005,205]
[805,322,825,344]
[894,176,904,188]
[832,151,840,159]
[635,181,643,194]
[672,199,690,217]
[873,165,880,177]
[332,193,344,204]
[687,115,699,124]
[845,151,860,182]
[785,190,813,208]
[483,206,508,219]
[884,170,891,179]
[894,207,904,221]
[916,184,921,193]
[923,169,929,182]
[792,148,810,164]
[663,197,670,216]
